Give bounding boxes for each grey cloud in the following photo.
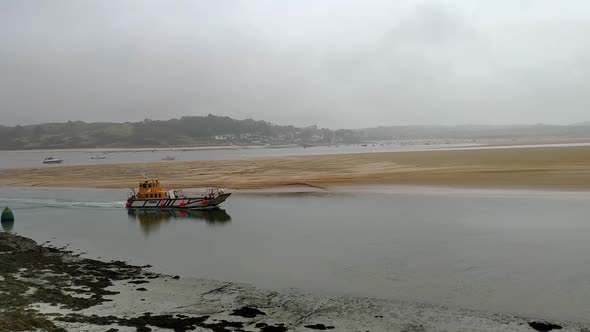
[0,0,589,128]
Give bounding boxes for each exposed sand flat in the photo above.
[1,146,590,190]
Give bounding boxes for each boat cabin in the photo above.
[134,180,185,200]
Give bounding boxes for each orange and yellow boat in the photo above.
[126,180,230,210]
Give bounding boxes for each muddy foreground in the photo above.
[0,232,587,332]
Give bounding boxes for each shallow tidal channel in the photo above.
[1,187,590,322]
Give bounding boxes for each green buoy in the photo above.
[1,207,14,222]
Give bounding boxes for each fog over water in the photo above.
[2,0,590,128]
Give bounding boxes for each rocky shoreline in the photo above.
[0,232,587,332]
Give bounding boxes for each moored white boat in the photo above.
[42,157,64,164]
[90,153,106,159]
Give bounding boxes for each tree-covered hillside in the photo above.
[0,115,357,150]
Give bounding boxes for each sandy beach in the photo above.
[1,146,589,190]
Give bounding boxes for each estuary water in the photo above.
[1,187,590,322]
[0,142,472,169]
[3,141,590,170]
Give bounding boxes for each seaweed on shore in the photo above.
[0,232,289,332]
[0,233,144,330]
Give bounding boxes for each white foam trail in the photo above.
[0,197,125,209]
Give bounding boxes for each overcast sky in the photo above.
[1,0,590,128]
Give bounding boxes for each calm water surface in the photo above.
[4,142,590,169]
[1,187,589,322]
[0,142,474,169]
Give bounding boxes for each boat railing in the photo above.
[205,188,225,197]
[127,189,136,200]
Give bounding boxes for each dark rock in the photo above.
[401,323,426,332]
[128,280,149,285]
[374,315,383,318]
[0,232,38,252]
[305,323,334,330]
[230,306,266,318]
[58,312,250,332]
[105,329,119,332]
[218,320,244,328]
[172,275,180,280]
[528,320,563,332]
[260,324,288,332]
[136,287,148,291]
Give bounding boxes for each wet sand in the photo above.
[1,146,590,190]
[1,232,585,331]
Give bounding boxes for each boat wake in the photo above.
[0,197,126,210]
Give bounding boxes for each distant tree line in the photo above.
[5,114,584,150]
[0,114,361,150]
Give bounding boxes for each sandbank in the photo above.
[1,146,590,190]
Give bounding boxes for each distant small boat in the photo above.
[90,153,106,159]
[161,155,175,161]
[42,157,64,164]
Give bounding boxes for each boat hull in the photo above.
[126,193,231,209]
[42,160,63,164]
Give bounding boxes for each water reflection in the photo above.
[1,220,14,232]
[127,208,231,235]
